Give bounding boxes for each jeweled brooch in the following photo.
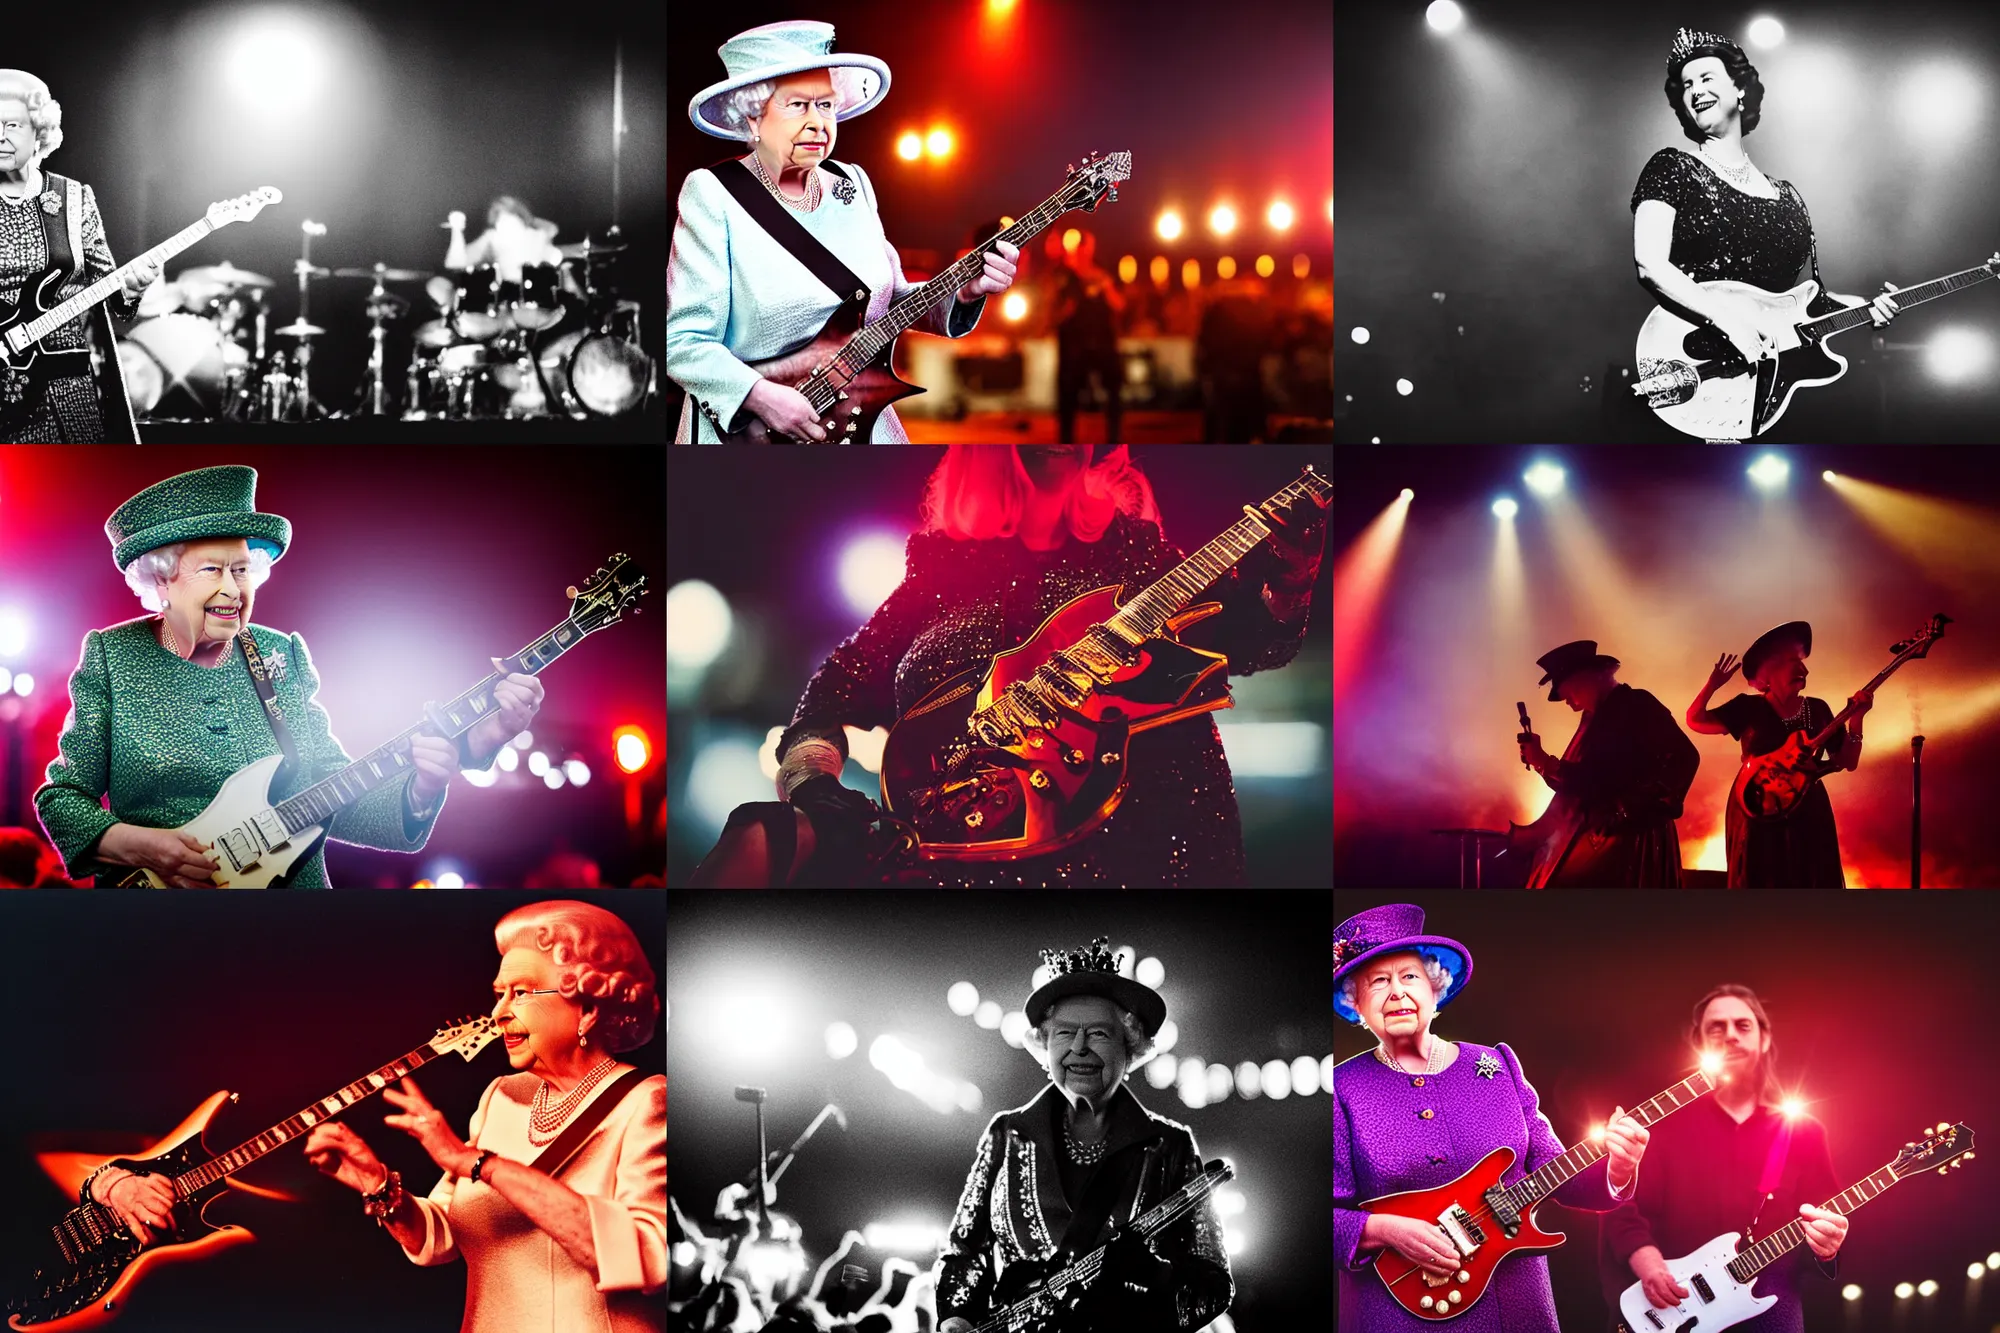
[831,176,856,205]
[1476,1051,1501,1080]
[1332,934,1375,968]
[39,191,60,214]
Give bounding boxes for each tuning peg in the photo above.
[1965,1151,1976,1161]
[1067,162,1075,174]
[1907,1142,1917,1151]
[1940,1165,1950,1175]
[1938,1122,1952,1135]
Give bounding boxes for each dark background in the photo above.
[668,888,1332,1329]
[0,445,666,887]
[1335,0,2000,442]
[1335,889,2000,1331]
[0,889,664,1333]
[665,445,1333,887]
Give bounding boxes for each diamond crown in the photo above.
[1669,26,1737,68]
[1041,936,1122,978]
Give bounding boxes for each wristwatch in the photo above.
[469,1149,496,1184]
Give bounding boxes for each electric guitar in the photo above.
[878,465,1327,861]
[715,151,1130,442]
[4,1016,498,1330]
[960,1158,1234,1333]
[115,554,648,887]
[1731,613,1950,823]
[1616,1122,1974,1333]
[1367,1069,1718,1321]
[1631,253,2000,439]
[0,188,282,432]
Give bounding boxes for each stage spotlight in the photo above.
[1970,1262,1986,1279]
[1988,1251,2000,1269]
[527,750,550,776]
[1699,1051,1722,1075]
[434,870,465,889]
[1926,326,1993,384]
[999,1010,1030,1048]
[1062,228,1082,253]
[1207,204,1237,237]
[1747,454,1790,487]
[1841,1283,1862,1301]
[10,671,31,698]
[973,1001,1002,1029]
[1918,1279,1938,1297]
[1266,200,1294,231]
[1822,470,1836,482]
[1399,487,1414,501]
[1895,1281,1915,1299]
[1222,1227,1247,1257]
[224,8,331,115]
[897,132,923,160]
[1426,0,1465,34]
[0,667,9,694]
[1491,497,1518,519]
[1291,1055,1320,1096]
[496,745,518,772]
[1205,1062,1232,1104]
[1255,254,1276,278]
[613,725,654,774]
[1214,256,1234,280]
[1897,61,1984,150]
[1000,291,1028,322]
[947,981,980,1016]
[825,1021,859,1059]
[1395,377,1414,396]
[863,1222,945,1252]
[926,128,955,158]
[839,532,908,615]
[1156,210,1183,241]
[1145,1056,1178,1089]
[666,579,732,670]
[1371,437,1382,444]
[1118,255,1137,283]
[1523,462,1565,495]
[1154,1020,1178,1053]
[1747,16,1785,49]
[1136,956,1165,987]
[1261,1058,1293,1099]
[0,608,26,658]
[562,758,591,787]
[543,768,566,790]
[1781,1096,1804,1118]
[460,766,497,788]
[1234,1061,1262,1100]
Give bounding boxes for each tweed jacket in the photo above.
[34,618,448,886]
[667,156,986,442]
[933,1083,1232,1330]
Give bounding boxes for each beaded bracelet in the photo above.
[362,1168,404,1225]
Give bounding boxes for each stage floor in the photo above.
[129,413,665,444]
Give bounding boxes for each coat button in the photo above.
[1420,1109,1434,1119]
[1412,1077,1425,1087]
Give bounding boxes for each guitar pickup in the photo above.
[1689,1273,1715,1304]
[1481,1182,1522,1236]
[218,827,260,874]
[253,809,291,850]
[1437,1204,1484,1255]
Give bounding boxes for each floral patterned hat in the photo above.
[1333,904,1473,1024]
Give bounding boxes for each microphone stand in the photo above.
[1911,734,1924,889]
[735,1085,774,1237]
[734,1102,848,1194]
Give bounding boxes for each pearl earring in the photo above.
[578,1025,588,1048]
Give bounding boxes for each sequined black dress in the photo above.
[1630,147,1819,291]
[1714,692,1849,888]
[778,512,1310,887]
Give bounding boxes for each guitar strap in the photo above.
[29,172,142,442]
[524,1067,651,1179]
[704,158,872,310]
[238,631,303,785]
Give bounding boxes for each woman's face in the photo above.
[1678,56,1741,137]
[491,945,586,1075]
[1354,951,1439,1044]
[163,539,255,649]
[757,71,838,170]
[0,99,36,172]
[1043,995,1131,1103]
[1753,643,1808,696]
[1018,444,1087,492]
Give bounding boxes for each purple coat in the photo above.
[1335,1041,1633,1333]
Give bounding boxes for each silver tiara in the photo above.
[1668,26,1738,67]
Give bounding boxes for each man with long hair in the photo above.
[688,445,1325,887]
[1598,984,1847,1333]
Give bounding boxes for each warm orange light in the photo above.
[1000,215,1015,228]
[1181,258,1201,289]
[1117,254,1138,283]
[1216,256,1237,279]
[1255,254,1276,278]
[1208,204,1237,236]
[1590,1124,1607,1142]
[1148,256,1170,285]
[1156,210,1183,242]
[1001,291,1028,322]
[926,128,954,158]
[1267,200,1295,230]
[897,132,923,161]
[613,725,653,774]
[1293,253,1311,279]
[1062,228,1081,253]
[987,0,1017,13]
[1327,197,1334,221]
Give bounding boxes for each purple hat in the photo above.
[1333,904,1473,1024]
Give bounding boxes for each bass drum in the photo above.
[539,304,654,418]
[120,314,248,419]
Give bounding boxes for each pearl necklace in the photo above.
[749,151,820,212]
[528,1056,619,1145]
[1064,1122,1108,1165]
[1375,1036,1446,1076]
[1700,142,1757,187]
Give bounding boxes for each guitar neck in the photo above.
[1513,1072,1715,1204]
[1107,469,1331,641]
[1727,1164,1903,1281]
[1807,655,1918,749]
[272,617,589,833]
[170,1040,450,1197]
[1804,265,1998,341]
[20,218,214,344]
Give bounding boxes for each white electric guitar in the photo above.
[116,554,647,887]
[1616,1122,1974,1333]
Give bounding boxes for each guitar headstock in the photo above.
[1062,150,1133,213]
[565,552,650,635]
[432,1014,499,1061]
[1986,252,2000,275]
[206,186,284,229]
[1890,613,1952,659]
[1889,1121,1974,1179]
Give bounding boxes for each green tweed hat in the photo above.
[106,466,291,572]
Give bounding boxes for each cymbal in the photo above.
[178,262,275,289]
[136,280,183,318]
[272,320,326,339]
[558,238,628,259]
[413,318,458,349]
[334,265,434,281]
[365,293,410,319]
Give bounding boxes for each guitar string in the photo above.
[17,220,214,345]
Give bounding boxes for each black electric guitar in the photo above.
[4,1016,497,1330]
[0,188,281,432]
[960,1158,1234,1333]
[1632,252,2000,439]
[879,466,1327,861]
[716,151,1130,442]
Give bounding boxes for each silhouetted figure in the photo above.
[1048,231,1125,442]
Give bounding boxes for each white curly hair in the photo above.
[123,542,274,614]
[0,84,64,162]
[1022,1003,1159,1075]
[1337,948,1455,1027]
[494,900,660,1054]
[719,67,870,139]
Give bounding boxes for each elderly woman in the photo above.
[669,20,1018,442]
[1335,904,1650,1333]
[934,938,1231,1332]
[0,68,155,442]
[32,465,542,887]
[302,900,666,1331]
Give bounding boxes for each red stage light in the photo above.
[613,725,653,774]
[1332,492,1413,702]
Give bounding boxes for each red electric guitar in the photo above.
[1365,1068,1717,1321]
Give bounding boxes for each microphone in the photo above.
[829,1104,848,1131]
[734,1085,768,1104]
[1516,701,1533,769]
[301,219,327,236]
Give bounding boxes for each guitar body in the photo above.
[879,586,1230,861]
[1366,1146,1567,1321]
[125,754,325,889]
[0,265,87,432]
[1616,1232,1773,1333]
[7,1092,253,1331]
[715,299,921,443]
[1635,278,1848,440]
[1729,729,1830,823]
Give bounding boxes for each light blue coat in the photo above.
[667,156,986,442]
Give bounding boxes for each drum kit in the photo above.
[118,219,655,424]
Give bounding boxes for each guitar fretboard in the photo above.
[14,219,215,348]
[1801,265,1997,342]
[1726,1165,1901,1282]
[1505,1072,1716,1211]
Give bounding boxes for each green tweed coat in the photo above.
[34,618,447,887]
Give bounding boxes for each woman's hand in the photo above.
[1715,315,1773,368]
[745,378,828,442]
[382,1077,477,1178]
[407,733,459,811]
[1847,686,1874,717]
[100,823,219,887]
[466,667,546,761]
[98,1169,178,1245]
[1840,283,1901,327]
[304,1122,392,1195]
[118,257,162,304]
[1704,652,1741,693]
[1517,733,1553,773]
[1631,1247,1692,1309]
[1602,1104,1649,1191]
[1363,1212,1461,1278]
[1799,1202,1849,1259]
[958,239,1020,302]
